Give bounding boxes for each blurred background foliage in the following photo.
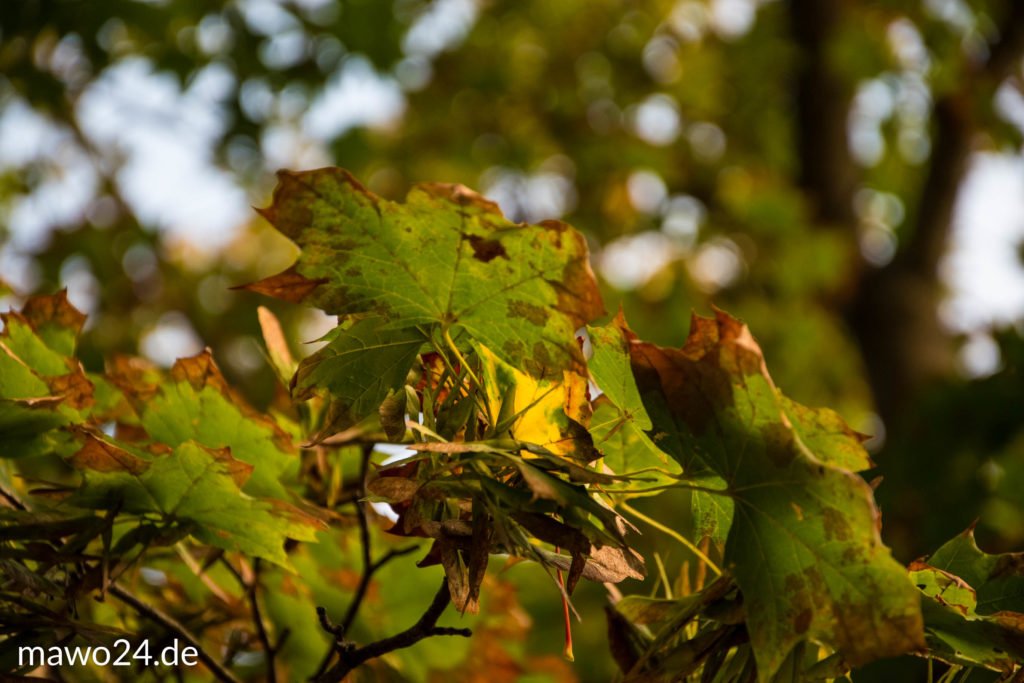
[2,0,1024,680]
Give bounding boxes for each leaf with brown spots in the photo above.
[910,556,1024,672]
[109,349,297,499]
[622,309,923,680]
[68,436,323,568]
[243,167,604,377]
[0,294,100,458]
[20,290,86,357]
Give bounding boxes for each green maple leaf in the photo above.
[587,317,683,497]
[292,316,427,434]
[928,524,1024,615]
[909,551,1024,672]
[620,310,923,680]
[0,292,96,458]
[109,350,297,500]
[588,316,731,544]
[241,167,604,376]
[68,435,324,567]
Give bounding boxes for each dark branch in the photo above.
[788,0,858,228]
[339,447,374,637]
[249,559,279,683]
[108,582,243,683]
[315,579,472,683]
[848,0,1024,425]
[311,444,419,678]
[984,1,1024,83]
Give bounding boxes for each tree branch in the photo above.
[108,582,243,683]
[311,443,419,678]
[248,559,282,683]
[339,447,374,637]
[847,0,1024,425]
[315,579,472,683]
[788,0,858,228]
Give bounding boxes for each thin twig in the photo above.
[249,559,278,683]
[619,501,721,576]
[316,579,471,683]
[340,445,374,636]
[108,582,243,683]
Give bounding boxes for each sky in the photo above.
[1,0,1023,376]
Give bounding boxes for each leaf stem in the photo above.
[618,502,722,577]
[606,482,732,496]
[441,324,492,425]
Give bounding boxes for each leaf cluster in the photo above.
[2,168,1024,682]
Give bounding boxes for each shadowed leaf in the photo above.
[293,316,426,434]
[622,309,923,680]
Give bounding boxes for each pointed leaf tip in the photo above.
[234,267,328,304]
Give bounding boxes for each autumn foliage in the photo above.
[3,168,1024,682]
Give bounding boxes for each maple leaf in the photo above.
[241,167,604,377]
[909,524,1024,672]
[0,293,98,459]
[586,315,685,498]
[617,309,923,680]
[108,349,298,500]
[68,435,324,568]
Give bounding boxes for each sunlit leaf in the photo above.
[68,435,324,567]
[928,524,1024,615]
[477,343,589,459]
[243,168,604,376]
[587,316,685,496]
[109,350,297,499]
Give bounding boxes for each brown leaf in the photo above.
[440,539,476,614]
[21,289,86,337]
[366,476,420,503]
[105,354,161,404]
[588,544,646,582]
[114,423,149,442]
[70,435,149,475]
[169,349,229,393]
[538,544,646,584]
[234,266,327,304]
[43,363,95,410]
